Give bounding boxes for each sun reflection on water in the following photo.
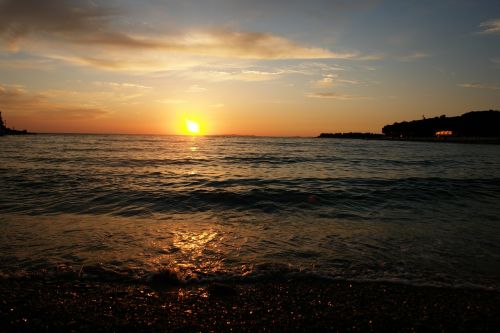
[150,228,226,278]
[173,230,218,253]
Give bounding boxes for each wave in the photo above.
[16,154,471,168]
[1,176,500,216]
[1,262,497,291]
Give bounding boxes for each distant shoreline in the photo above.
[317,134,500,145]
[0,130,35,136]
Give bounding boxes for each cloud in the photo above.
[458,82,500,91]
[0,0,373,70]
[0,0,115,51]
[355,54,384,61]
[42,83,151,103]
[312,73,360,88]
[0,83,44,107]
[0,83,110,119]
[44,54,207,73]
[0,56,56,70]
[0,83,25,96]
[186,84,208,93]
[92,81,152,90]
[396,52,430,62]
[51,29,355,60]
[176,62,350,83]
[166,30,355,60]
[182,69,285,82]
[306,92,365,100]
[39,107,109,120]
[478,19,500,34]
[312,74,337,88]
[156,99,187,105]
[282,62,346,76]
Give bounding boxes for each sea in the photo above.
[1,134,499,290]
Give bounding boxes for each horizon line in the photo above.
[27,131,328,138]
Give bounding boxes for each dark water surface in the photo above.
[1,134,499,289]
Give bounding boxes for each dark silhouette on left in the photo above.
[0,110,30,135]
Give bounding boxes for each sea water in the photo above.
[1,134,499,289]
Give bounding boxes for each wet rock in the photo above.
[149,269,184,288]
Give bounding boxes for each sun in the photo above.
[185,119,200,135]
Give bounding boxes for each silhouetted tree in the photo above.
[0,111,5,136]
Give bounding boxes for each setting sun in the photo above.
[185,119,200,135]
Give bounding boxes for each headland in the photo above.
[319,110,500,144]
[0,111,31,136]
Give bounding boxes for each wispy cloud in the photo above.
[186,84,208,93]
[355,54,385,61]
[396,52,430,62]
[306,92,365,100]
[92,81,152,90]
[291,62,345,74]
[0,83,45,107]
[46,30,356,60]
[181,69,285,82]
[46,54,202,72]
[0,57,56,70]
[458,82,500,91]
[0,0,381,78]
[0,0,354,60]
[312,74,360,88]
[0,83,109,119]
[478,19,500,34]
[170,30,355,60]
[40,107,110,120]
[0,0,115,51]
[42,81,151,103]
[156,99,187,105]
[313,74,337,88]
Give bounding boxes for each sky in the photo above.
[0,0,499,136]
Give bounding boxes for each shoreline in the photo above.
[1,278,499,332]
[318,136,500,145]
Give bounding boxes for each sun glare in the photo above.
[185,119,200,135]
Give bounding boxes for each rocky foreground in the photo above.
[1,278,499,332]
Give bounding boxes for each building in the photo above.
[435,130,453,138]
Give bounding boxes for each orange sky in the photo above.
[1,0,499,136]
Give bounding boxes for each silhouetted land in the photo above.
[318,132,385,139]
[0,111,30,136]
[319,110,500,144]
[1,278,499,332]
[383,110,500,138]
